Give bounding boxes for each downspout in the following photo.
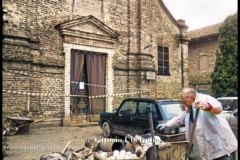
[127,0,130,95]
[136,0,142,97]
[100,0,104,20]
[72,0,76,19]
[180,37,184,88]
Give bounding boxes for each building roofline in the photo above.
[158,0,188,30]
[188,22,223,40]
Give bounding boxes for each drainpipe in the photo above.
[136,0,142,97]
[180,42,184,88]
[127,0,130,95]
[100,0,104,20]
[71,0,76,19]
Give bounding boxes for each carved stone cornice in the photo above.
[56,15,119,44]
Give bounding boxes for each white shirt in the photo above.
[165,93,238,160]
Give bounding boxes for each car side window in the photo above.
[118,101,137,116]
[219,99,234,111]
[138,102,158,118]
[233,100,238,110]
[232,100,238,115]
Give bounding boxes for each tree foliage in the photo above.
[211,13,238,97]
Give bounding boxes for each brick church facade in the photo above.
[2,0,189,126]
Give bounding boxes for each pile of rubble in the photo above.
[40,133,171,160]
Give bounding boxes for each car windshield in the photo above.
[158,102,183,120]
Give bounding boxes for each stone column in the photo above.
[63,44,71,126]
[181,40,189,87]
[106,53,114,112]
[178,19,190,88]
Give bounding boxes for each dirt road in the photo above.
[4,126,102,160]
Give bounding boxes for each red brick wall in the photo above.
[2,0,187,121]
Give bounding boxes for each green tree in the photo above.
[211,13,238,97]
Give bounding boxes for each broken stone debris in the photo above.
[40,134,169,160]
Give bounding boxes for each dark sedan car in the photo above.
[99,98,185,141]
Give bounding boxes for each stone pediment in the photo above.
[56,16,119,42]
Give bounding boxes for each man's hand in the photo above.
[195,102,212,111]
[156,124,167,131]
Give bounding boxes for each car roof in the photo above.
[217,97,238,100]
[156,99,180,102]
[123,97,156,102]
[123,97,181,102]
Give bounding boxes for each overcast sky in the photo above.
[163,0,238,31]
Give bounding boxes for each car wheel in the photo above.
[102,121,112,138]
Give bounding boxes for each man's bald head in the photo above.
[180,87,197,106]
[182,87,196,96]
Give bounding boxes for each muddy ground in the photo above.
[4,126,103,160]
[4,126,238,160]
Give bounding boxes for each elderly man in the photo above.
[157,88,237,160]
